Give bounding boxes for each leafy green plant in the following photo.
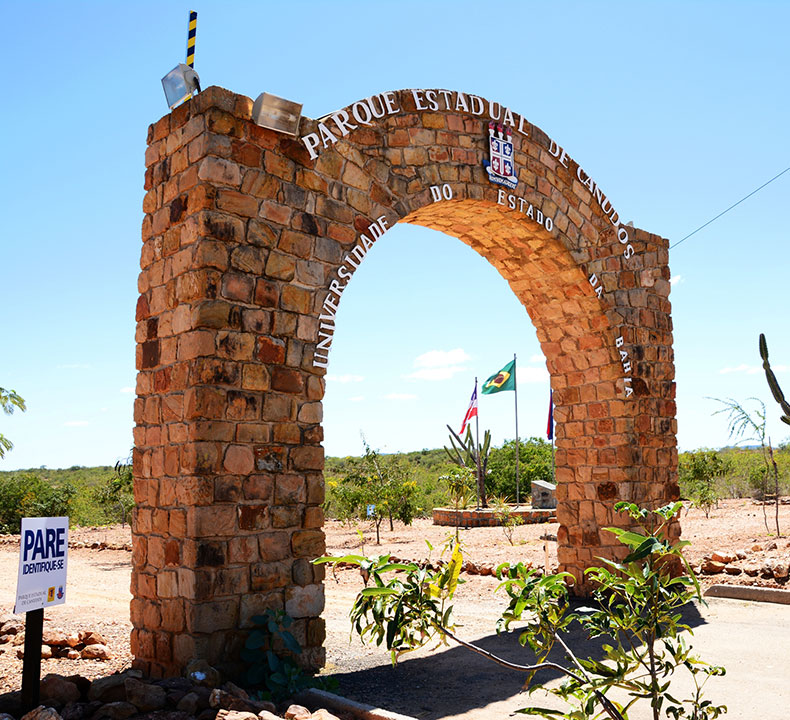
[678,450,728,518]
[241,609,318,701]
[713,397,781,535]
[316,502,726,720]
[315,541,464,665]
[0,387,26,459]
[92,454,135,526]
[492,495,524,545]
[440,466,475,541]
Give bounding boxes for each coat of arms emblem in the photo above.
[483,121,518,189]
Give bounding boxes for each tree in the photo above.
[678,450,728,518]
[0,387,26,459]
[487,437,553,502]
[93,453,135,526]
[331,441,419,544]
[713,397,781,535]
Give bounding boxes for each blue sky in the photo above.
[2,1,789,469]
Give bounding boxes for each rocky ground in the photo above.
[0,499,788,720]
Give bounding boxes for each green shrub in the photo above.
[678,450,728,517]
[486,437,553,501]
[0,474,77,533]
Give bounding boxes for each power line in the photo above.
[670,166,790,250]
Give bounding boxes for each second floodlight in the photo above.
[252,93,303,136]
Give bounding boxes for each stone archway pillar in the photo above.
[132,88,327,678]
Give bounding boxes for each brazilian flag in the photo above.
[482,359,516,394]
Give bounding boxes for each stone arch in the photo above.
[133,86,678,677]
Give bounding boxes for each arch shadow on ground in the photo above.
[331,600,706,720]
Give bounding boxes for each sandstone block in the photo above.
[198,157,241,187]
[285,585,324,619]
[291,530,325,558]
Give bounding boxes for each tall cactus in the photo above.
[759,333,790,425]
[444,424,491,507]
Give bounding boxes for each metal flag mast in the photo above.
[474,377,483,509]
[548,388,555,482]
[513,353,520,506]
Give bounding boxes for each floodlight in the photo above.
[162,63,201,110]
[252,93,303,136]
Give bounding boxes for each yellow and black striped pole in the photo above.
[186,11,197,68]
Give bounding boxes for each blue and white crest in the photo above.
[483,121,518,189]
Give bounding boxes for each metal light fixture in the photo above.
[162,63,201,110]
[252,93,303,136]
[162,11,201,110]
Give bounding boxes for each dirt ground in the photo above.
[1,500,789,718]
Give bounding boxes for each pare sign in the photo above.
[14,517,69,613]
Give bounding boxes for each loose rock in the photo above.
[21,707,63,720]
[42,630,69,647]
[185,660,222,688]
[78,631,106,647]
[40,675,80,706]
[711,551,736,564]
[215,711,257,720]
[700,559,726,574]
[310,710,342,720]
[124,678,167,712]
[284,705,311,720]
[80,644,112,660]
[93,702,137,720]
[88,675,127,704]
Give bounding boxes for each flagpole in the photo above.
[513,353,520,506]
[474,377,483,509]
[550,389,555,483]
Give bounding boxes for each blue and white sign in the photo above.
[14,517,69,613]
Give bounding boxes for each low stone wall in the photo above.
[432,506,555,527]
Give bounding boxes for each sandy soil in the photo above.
[1,500,788,715]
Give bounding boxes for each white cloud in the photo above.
[406,367,466,381]
[350,396,365,403]
[63,421,89,427]
[326,374,365,384]
[719,364,761,375]
[529,354,544,363]
[517,366,550,383]
[407,348,470,381]
[384,393,418,401]
[670,275,684,286]
[413,348,470,368]
[120,386,135,394]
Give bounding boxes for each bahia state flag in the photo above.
[482,359,516,394]
[460,385,478,434]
